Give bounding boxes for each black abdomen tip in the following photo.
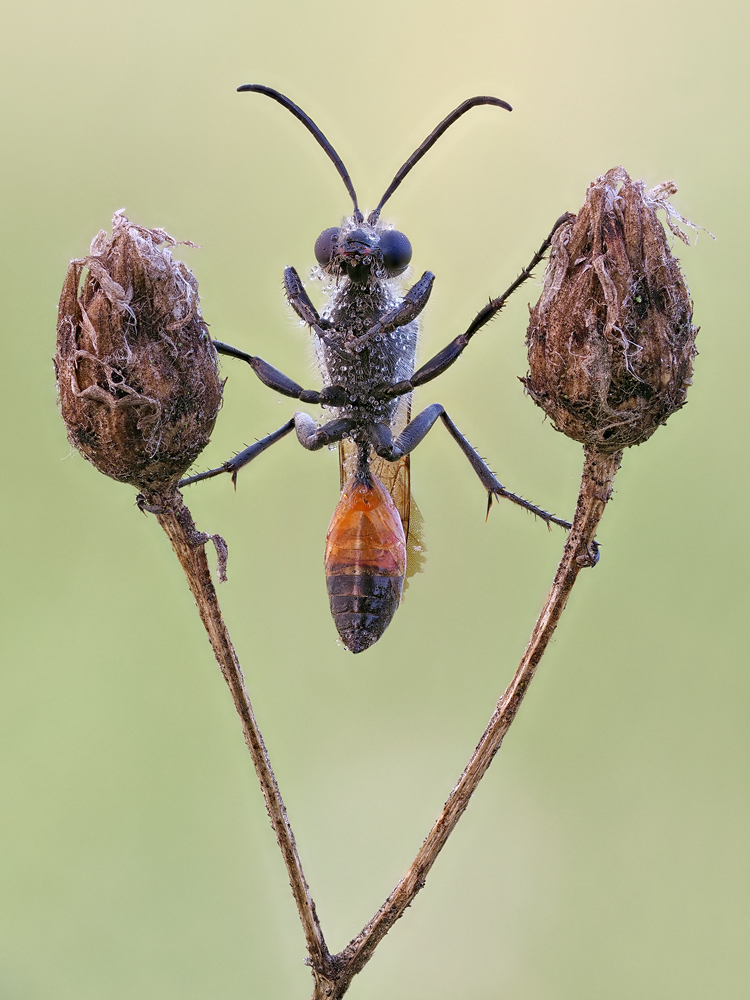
[327,573,403,653]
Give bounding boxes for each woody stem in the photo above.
[148,489,331,976]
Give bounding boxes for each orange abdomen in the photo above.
[324,473,407,653]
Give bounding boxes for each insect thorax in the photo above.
[312,218,419,424]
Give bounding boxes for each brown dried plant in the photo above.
[55,213,222,491]
[56,174,700,997]
[525,166,698,452]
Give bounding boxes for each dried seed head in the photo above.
[55,213,222,491]
[525,167,699,453]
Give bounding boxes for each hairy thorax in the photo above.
[315,274,419,428]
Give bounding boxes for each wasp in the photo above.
[181,85,572,653]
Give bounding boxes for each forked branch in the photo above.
[148,446,620,1000]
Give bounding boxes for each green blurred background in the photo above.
[1,0,747,996]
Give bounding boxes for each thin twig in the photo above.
[323,446,622,998]
[145,489,334,988]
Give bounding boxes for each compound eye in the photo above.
[314,227,340,266]
[379,230,412,276]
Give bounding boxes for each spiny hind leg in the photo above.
[438,410,572,530]
[179,413,359,487]
[293,413,358,451]
[179,418,297,487]
[367,405,572,531]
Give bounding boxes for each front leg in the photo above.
[284,266,329,329]
[349,271,434,350]
[284,264,434,355]
[282,267,356,360]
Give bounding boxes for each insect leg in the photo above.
[179,413,357,489]
[438,410,572,529]
[294,413,358,451]
[284,266,328,328]
[213,340,347,406]
[349,271,435,349]
[368,407,571,530]
[179,418,296,487]
[377,213,575,402]
[282,269,354,361]
[367,404,444,459]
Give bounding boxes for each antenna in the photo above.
[237,84,362,220]
[369,96,512,223]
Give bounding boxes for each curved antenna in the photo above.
[237,84,362,220]
[369,96,512,223]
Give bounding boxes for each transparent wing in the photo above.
[338,395,411,540]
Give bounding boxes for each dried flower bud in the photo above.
[55,213,222,491]
[525,167,698,453]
